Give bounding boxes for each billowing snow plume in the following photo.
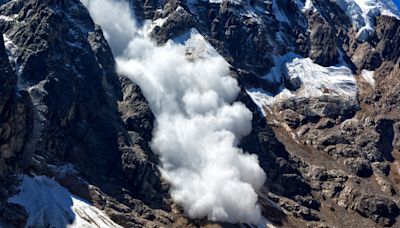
[81,0,266,224]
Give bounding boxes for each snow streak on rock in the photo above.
[81,0,266,224]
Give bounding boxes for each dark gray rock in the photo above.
[0,202,27,228]
[375,16,400,62]
[282,109,304,129]
[344,158,373,178]
[308,13,338,67]
[355,196,399,226]
[151,6,196,44]
[351,42,382,71]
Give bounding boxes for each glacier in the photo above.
[334,0,400,41]
[247,52,358,116]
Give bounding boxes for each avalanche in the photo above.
[82,0,266,224]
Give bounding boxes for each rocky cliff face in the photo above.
[0,0,171,227]
[1,0,400,227]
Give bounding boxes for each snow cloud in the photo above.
[81,0,266,224]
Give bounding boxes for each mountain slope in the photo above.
[0,0,400,227]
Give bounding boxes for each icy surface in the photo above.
[266,52,357,99]
[335,0,400,41]
[284,57,357,98]
[247,52,358,115]
[8,175,121,228]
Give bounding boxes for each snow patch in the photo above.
[242,216,276,228]
[0,14,17,21]
[294,0,314,12]
[248,52,358,114]
[360,69,375,87]
[284,57,357,98]
[258,217,277,228]
[303,0,314,11]
[246,88,294,116]
[147,17,168,34]
[8,175,121,228]
[3,35,18,66]
[3,34,26,89]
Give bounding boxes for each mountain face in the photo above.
[0,0,399,227]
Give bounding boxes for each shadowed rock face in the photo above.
[0,29,32,228]
[0,0,400,227]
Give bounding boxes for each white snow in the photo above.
[294,0,315,12]
[360,69,375,86]
[147,17,168,33]
[246,88,294,116]
[258,217,277,228]
[284,57,357,98]
[3,35,18,65]
[3,34,26,89]
[0,14,17,21]
[247,52,358,115]
[82,0,266,224]
[241,216,276,228]
[334,0,400,41]
[184,29,222,60]
[8,175,121,228]
[303,0,314,11]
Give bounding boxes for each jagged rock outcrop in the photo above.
[0,29,32,228]
[0,32,30,175]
